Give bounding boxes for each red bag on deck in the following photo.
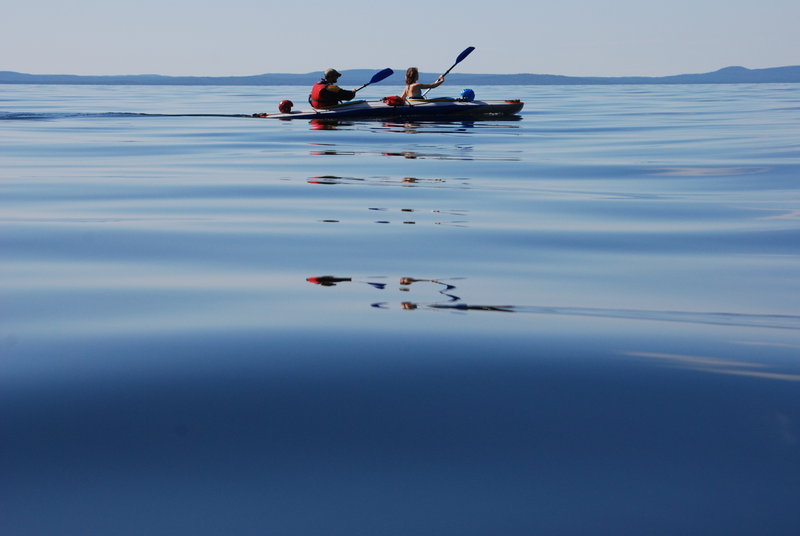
[382,96,404,107]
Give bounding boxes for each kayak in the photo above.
[252,98,524,120]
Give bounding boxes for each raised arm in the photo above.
[419,75,445,90]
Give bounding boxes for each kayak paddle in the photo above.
[354,68,394,92]
[422,46,475,97]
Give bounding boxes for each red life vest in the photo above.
[309,82,336,108]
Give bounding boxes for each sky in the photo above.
[3,0,799,77]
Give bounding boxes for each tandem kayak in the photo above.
[252,98,524,120]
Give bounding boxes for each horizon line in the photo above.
[3,64,800,79]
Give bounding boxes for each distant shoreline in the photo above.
[2,65,799,86]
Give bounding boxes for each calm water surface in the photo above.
[2,84,800,534]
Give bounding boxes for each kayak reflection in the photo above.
[307,275,800,329]
[307,175,455,188]
[311,205,468,226]
[307,117,521,131]
[378,118,521,134]
[307,275,512,312]
[308,143,516,161]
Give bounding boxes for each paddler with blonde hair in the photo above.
[401,67,445,101]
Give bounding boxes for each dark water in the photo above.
[2,84,800,534]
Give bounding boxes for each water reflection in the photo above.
[308,175,463,188]
[307,275,465,309]
[306,118,521,132]
[761,209,800,221]
[306,276,386,289]
[649,166,769,177]
[309,119,346,130]
[369,207,468,226]
[376,118,522,134]
[306,275,800,330]
[313,207,468,226]
[378,121,475,134]
[308,145,356,156]
[378,148,520,162]
[625,351,800,382]
[303,179,470,225]
[308,145,518,161]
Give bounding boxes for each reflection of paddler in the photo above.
[306,276,352,286]
[310,119,342,130]
[307,274,515,313]
[383,151,418,159]
[400,277,454,288]
[399,277,459,302]
[308,175,341,184]
[307,275,386,289]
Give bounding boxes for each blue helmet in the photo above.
[460,88,475,102]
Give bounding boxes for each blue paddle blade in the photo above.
[370,68,394,84]
[456,46,476,64]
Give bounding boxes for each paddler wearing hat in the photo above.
[308,68,357,109]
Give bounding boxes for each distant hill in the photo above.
[1,65,799,86]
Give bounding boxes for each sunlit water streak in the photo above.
[2,83,800,535]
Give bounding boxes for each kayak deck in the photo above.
[253,99,524,120]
